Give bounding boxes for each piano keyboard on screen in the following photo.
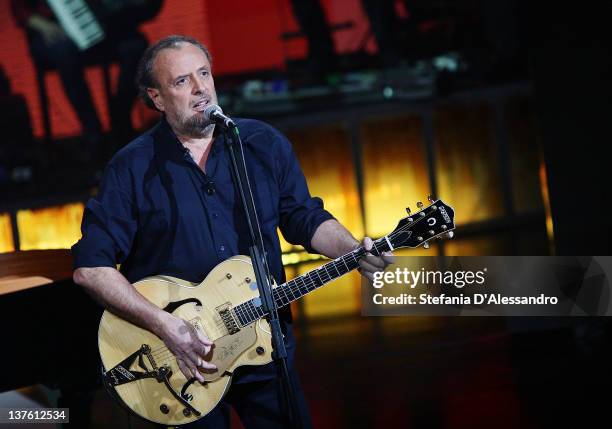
[47,0,105,50]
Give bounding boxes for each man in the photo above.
[72,35,393,428]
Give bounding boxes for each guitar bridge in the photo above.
[217,304,240,335]
[104,345,202,418]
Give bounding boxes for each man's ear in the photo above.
[147,87,164,111]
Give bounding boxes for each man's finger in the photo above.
[381,251,396,264]
[195,329,215,351]
[359,260,380,275]
[361,270,374,281]
[196,349,217,370]
[362,237,373,251]
[176,359,193,380]
[180,350,202,372]
[184,357,205,382]
[192,366,206,382]
[198,360,217,371]
[362,254,386,269]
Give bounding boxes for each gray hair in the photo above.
[135,35,212,110]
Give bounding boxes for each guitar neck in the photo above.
[232,237,392,326]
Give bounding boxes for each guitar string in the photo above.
[223,212,446,347]
[149,317,226,360]
[133,210,448,364]
[148,317,204,358]
[228,212,440,330]
[269,211,439,309]
[136,216,445,366]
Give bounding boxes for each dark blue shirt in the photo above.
[72,117,334,382]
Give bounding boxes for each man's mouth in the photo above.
[192,99,209,111]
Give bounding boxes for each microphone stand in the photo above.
[223,124,303,429]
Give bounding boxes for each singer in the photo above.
[71,35,393,428]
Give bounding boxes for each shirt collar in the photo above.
[152,116,228,163]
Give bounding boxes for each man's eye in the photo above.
[176,78,188,86]
[200,70,209,77]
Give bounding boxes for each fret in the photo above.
[286,279,299,300]
[363,240,388,258]
[240,306,249,325]
[331,260,342,276]
[245,300,257,322]
[289,278,302,299]
[233,243,376,325]
[234,303,245,326]
[298,276,310,295]
[237,303,248,324]
[233,307,243,326]
[341,256,350,272]
[349,249,364,265]
[254,303,265,319]
[241,305,249,325]
[321,264,331,281]
[302,274,314,293]
[384,235,394,251]
[278,285,290,306]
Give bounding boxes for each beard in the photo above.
[176,110,215,138]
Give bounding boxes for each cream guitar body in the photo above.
[98,199,455,425]
[99,256,273,425]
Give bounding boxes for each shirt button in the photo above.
[212,213,219,219]
[219,245,225,252]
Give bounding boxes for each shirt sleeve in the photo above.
[71,163,137,269]
[273,128,335,253]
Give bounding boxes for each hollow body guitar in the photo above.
[98,199,455,425]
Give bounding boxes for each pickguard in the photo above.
[203,324,257,382]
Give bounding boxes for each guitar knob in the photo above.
[405,207,411,215]
[428,194,435,203]
[160,404,169,414]
[446,231,454,239]
[416,201,424,209]
[423,242,430,249]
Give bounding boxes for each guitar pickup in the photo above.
[217,303,240,335]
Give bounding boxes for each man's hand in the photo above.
[310,220,395,279]
[358,237,395,281]
[158,313,217,382]
[73,267,217,382]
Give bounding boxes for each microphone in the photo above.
[203,104,236,129]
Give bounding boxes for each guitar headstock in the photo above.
[386,196,455,250]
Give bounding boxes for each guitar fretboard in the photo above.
[232,238,392,326]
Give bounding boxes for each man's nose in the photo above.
[192,75,206,94]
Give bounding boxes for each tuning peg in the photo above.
[416,201,424,209]
[405,207,411,215]
[446,231,454,239]
[428,194,435,203]
[423,242,430,249]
